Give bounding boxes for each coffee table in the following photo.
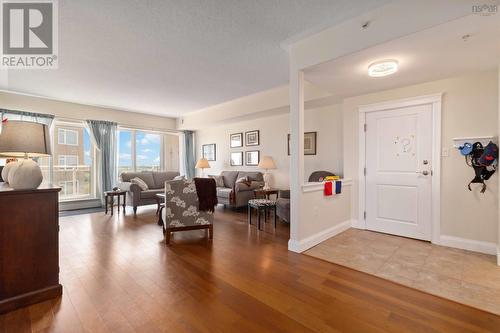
[248,199,277,230]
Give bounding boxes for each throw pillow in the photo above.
[236,176,248,183]
[236,176,251,187]
[131,177,149,190]
[173,175,185,181]
[210,175,224,187]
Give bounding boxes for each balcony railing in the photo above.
[40,165,95,201]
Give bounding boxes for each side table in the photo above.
[104,190,126,215]
[253,188,279,200]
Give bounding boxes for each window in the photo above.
[118,130,133,174]
[58,128,78,145]
[59,180,80,196]
[58,155,78,168]
[53,122,96,201]
[117,129,164,173]
[136,131,161,171]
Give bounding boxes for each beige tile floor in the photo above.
[305,228,500,315]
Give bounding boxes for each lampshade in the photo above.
[195,158,210,169]
[0,120,51,157]
[258,156,276,170]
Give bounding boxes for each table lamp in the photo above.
[195,158,210,177]
[0,120,51,189]
[258,156,276,190]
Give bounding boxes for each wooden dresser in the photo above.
[0,183,62,314]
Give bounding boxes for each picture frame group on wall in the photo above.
[230,133,243,148]
[202,143,216,161]
[230,151,243,166]
[245,130,260,146]
[229,130,261,167]
[245,150,260,166]
[288,131,317,155]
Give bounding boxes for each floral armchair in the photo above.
[161,179,214,244]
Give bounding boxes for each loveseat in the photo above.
[118,171,180,214]
[276,190,290,223]
[213,171,264,208]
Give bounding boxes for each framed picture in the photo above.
[288,132,317,155]
[202,143,216,161]
[245,150,260,166]
[245,130,260,146]
[230,133,243,148]
[230,152,243,166]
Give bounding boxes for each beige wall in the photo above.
[0,91,177,131]
[195,103,343,189]
[344,70,499,243]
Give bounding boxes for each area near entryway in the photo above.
[306,228,500,315]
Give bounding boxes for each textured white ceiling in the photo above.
[305,14,500,100]
[1,0,388,117]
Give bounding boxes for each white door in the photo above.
[365,104,433,240]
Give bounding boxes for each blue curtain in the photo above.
[184,130,195,179]
[86,120,118,204]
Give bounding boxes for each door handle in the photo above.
[415,170,429,176]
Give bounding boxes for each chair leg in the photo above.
[133,206,137,216]
[274,206,277,228]
[165,229,171,245]
[209,225,213,239]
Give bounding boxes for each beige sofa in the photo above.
[118,171,180,214]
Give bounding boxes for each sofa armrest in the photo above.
[235,181,264,192]
[118,181,142,194]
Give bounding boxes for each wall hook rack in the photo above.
[452,136,497,149]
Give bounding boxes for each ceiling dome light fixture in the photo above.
[368,60,399,77]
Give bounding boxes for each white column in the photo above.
[288,65,305,252]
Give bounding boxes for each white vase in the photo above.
[8,159,43,190]
[1,161,18,183]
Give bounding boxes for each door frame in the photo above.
[357,94,442,244]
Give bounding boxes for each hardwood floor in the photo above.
[1,205,500,333]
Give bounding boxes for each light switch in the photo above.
[441,148,449,157]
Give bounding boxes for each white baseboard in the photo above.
[350,219,365,229]
[59,199,102,211]
[439,235,497,255]
[288,220,351,253]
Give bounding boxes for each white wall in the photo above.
[195,104,343,188]
[0,91,177,131]
[179,82,332,130]
[164,134,180,172]
[289,182,352,252]
[344,70,499,244]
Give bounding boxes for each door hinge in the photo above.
[363,167,366,176]
[364,123,367,132]
[363,211,367,220]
